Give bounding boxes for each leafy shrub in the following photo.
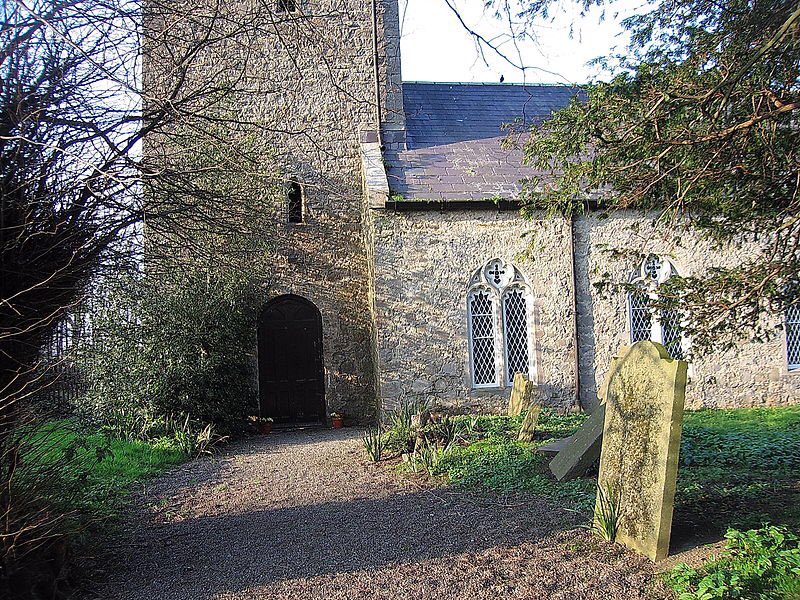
[666,525,800,600]
[79,269,260,431]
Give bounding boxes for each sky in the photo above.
[398,0,638,85]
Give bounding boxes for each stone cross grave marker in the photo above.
[507,372,536,417]
[596,340,688,562]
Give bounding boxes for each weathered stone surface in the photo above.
[597,341,688,562]
[371,211,576,413]
[517,404,542,442]
[572,214,799,411]
[536,437,570,456]
[508,373,537,417]
[548,405,605,481]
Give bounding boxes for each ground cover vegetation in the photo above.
[367,402,800,598]
[9,419,191,596]
[666,526,800,600]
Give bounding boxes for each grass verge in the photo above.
[21,419,188,523]
[382,405,800,533]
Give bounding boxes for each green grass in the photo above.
[399,406,800,534]
[676,407,800,534]
[429,410,595,511]
[683,406,800,433]
[21,420,187,520]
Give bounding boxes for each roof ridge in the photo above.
[402,81,580,88]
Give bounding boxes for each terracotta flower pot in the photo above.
[258,421,273,435]
[331,416,343,429]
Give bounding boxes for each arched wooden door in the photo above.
[258,295,325,424]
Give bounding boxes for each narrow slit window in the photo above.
[787,304,800,370]
[277,0,297,13]
[287,180,303,223]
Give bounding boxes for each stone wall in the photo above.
[371,208,577,412]
[574,213,800,410]
[371,208,800,413]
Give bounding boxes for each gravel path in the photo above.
[81,429,667,600]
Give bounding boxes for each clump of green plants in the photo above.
[665,525,800,600]
[410,439,445,475]
[589,483,622,542]
[420,414,465,450]
[163,414,226,457]
[98,410,226,458]
[362,428,383,462]
[377,397,430,457]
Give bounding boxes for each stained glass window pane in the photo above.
[469,289,497,385]
[502,288,530,385]
[787,304,800,369]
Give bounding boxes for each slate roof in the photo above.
[384,82,581,202]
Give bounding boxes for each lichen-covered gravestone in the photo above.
[597,340,688,562]
[507,372,537,417]
[517,403,542,442]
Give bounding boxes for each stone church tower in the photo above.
[237,0,406,423]
[144,0,406,424]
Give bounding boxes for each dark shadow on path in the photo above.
[91,488,582,599]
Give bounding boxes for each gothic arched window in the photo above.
[468,259,535,388]
[627,254,687,360]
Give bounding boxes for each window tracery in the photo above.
[467,259,535,388]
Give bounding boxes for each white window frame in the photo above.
[627,255,690,360]
[467,287,501,388]
[467,259,535,389]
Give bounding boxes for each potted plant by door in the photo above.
[330,412,344,429]
[249,416,274,434]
